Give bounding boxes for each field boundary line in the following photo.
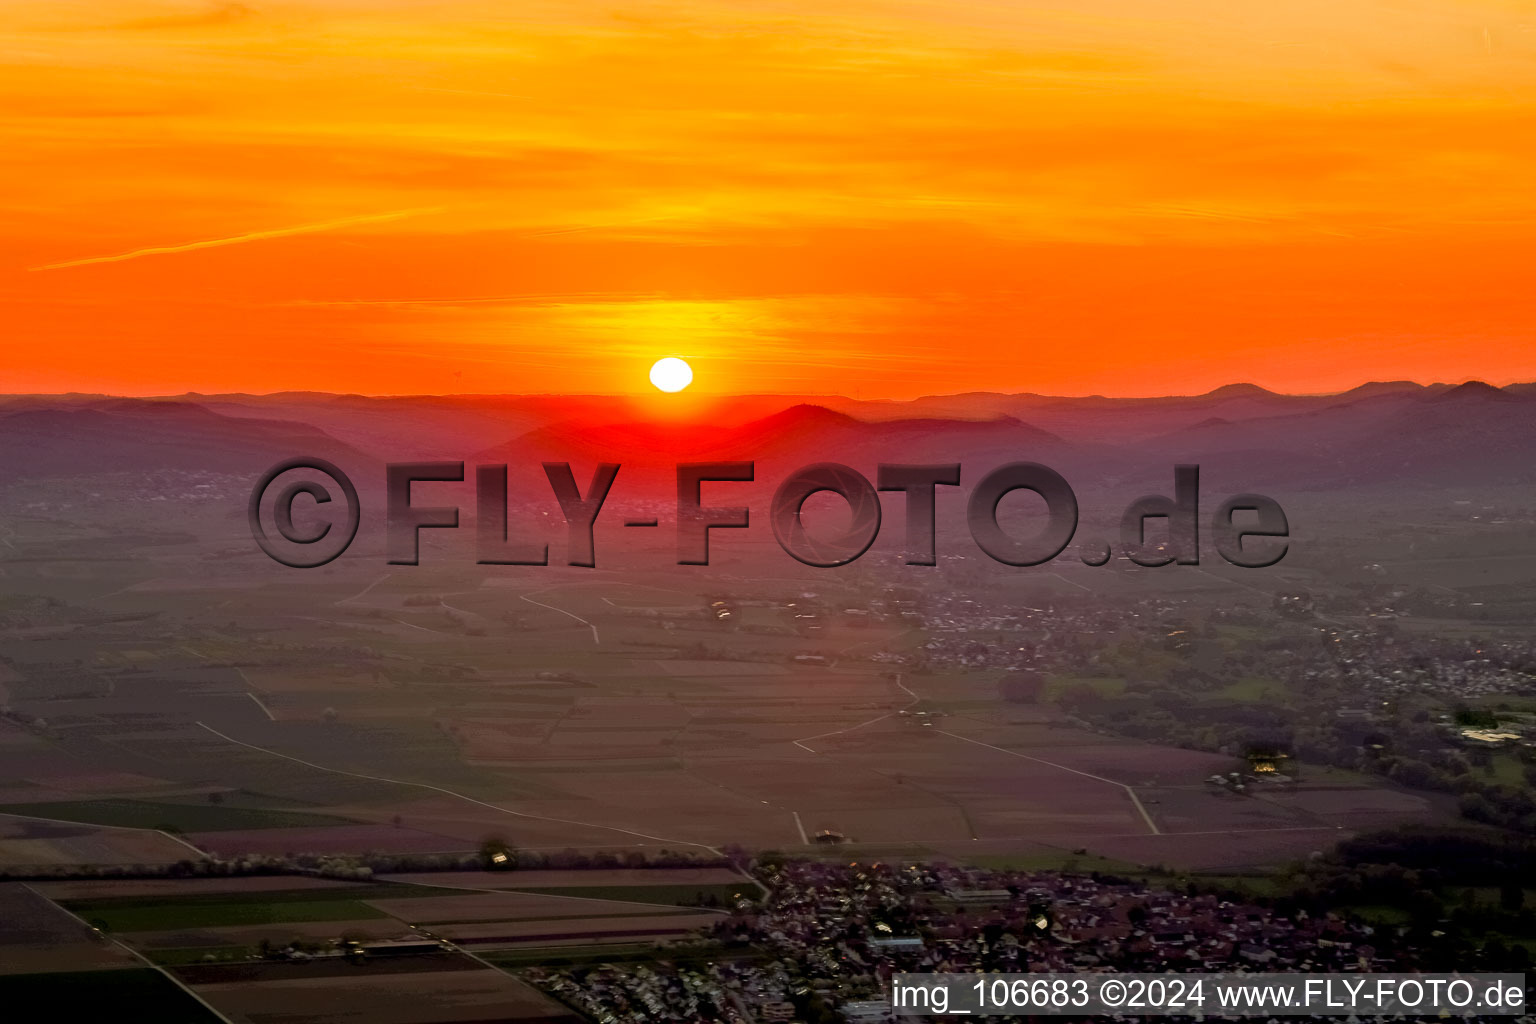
[92,577,160,601]
[0,809,209,858]
[1006,824,1345,841]
[1047,572,1092,592]
[934,728,1162,835]
[335,572,392,605]
[194,722,719,854]
[519,592,599,645]
[246,691,275,721]
[837,627,921,656]
[375,876,731,915]
[388,616,455,635]
[791,674,917,753]
[20,882,237,1024]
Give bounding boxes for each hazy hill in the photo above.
[1139,381,1536,488]
[468,405,1071,500]
[1,383,1531,491]
[0,400,371,480]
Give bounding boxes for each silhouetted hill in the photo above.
[0,401,371,479]
[1144,382,1536,488]
[3,383,1532,490]
[1335,381,1425,400]
[1427,380,1517,402]
[1203,383,1277,399]
[476,403,1064,468]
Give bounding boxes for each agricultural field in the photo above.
[0,542,1450,877]
[377,867,747,890]
[34,870,741,952]
[2,397,1535,1020]
[191,968,580,1024]
[66,894,393,933]
[0,882,139,975]
[0,812,199,868]
[13,870,717,1024]
[0,798,358,833]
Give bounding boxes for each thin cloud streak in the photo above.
[30,207,440,271]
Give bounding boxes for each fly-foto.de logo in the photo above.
[249,459,1288,571]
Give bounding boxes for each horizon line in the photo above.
[0,377,1528,404]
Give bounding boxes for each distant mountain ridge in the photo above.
[1,381,1532,487]
[472,403,1066,468]
[0,401,371,480]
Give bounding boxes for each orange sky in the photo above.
[3,0,1535,398]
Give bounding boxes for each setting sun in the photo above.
[649,357,693,393]
[3,0,1535,397]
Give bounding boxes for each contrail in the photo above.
[30,207,440,271]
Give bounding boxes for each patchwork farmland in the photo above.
[4,867,757,1024]
[0,489,1475,1023]
[0,545,1437,875]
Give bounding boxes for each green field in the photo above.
[1443,885,1536,909]
[482,941,761,970]
[63,881,446,920]
[145,945,253,966]
[1488,754,1528,788]
[0,969,223,1022]
[156,788,328,811]
[963,849,1154,875]
[70,897,391,933]
[481,942,661,967]
[1044,675,1128,701]
[1340,903,1414,926]
[1210,676,1289,704]
[0,798,359,833]
[68,883,447,909]
[503,883,751,905]
[1187,874,1283,898]
[60,883,454,933]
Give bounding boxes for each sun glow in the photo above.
[649,357,693,393]
[5,1,1536,395]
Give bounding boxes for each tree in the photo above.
[479,835,515,869]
